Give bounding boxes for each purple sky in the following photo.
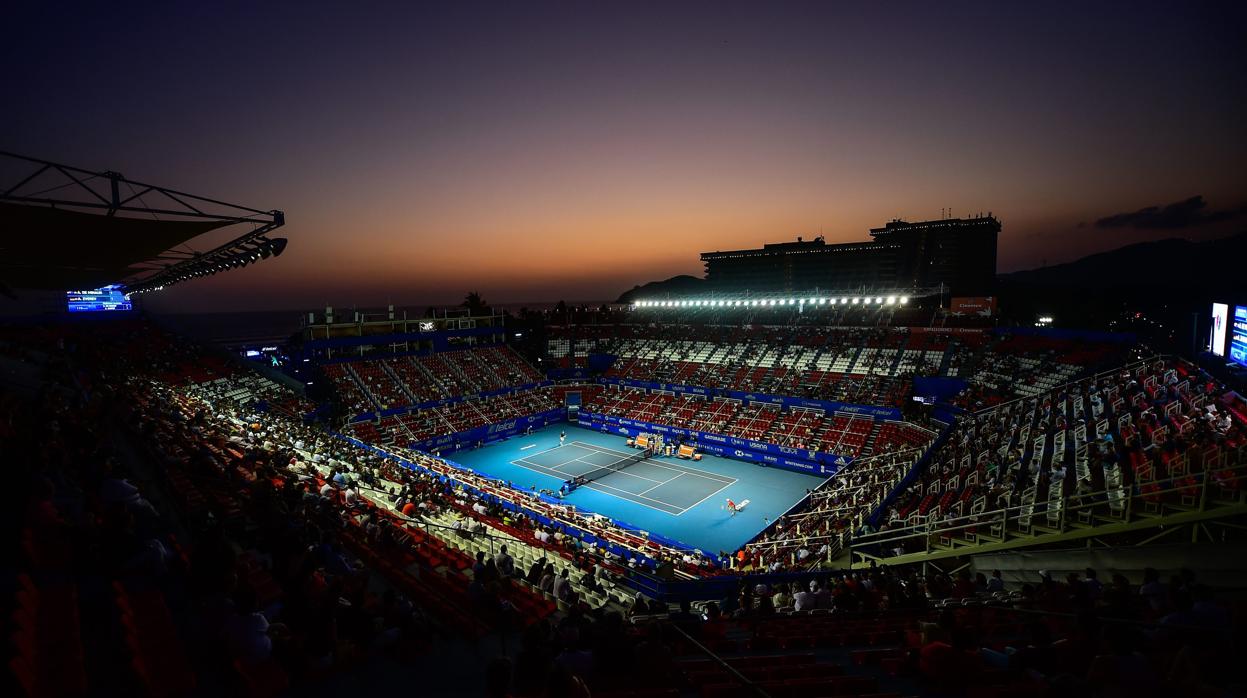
[6,1,1245,311]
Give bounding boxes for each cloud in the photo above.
[1094,195,1241,230]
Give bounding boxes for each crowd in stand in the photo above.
[720,355,1247,573]
[314,326,1209,580]
[594,325,929,406]
[581,387,936,459]
[5,319,479,694]
[4,318,709,695]
[6,315,1246,698]
[548,324,1133,411]
[862,357,1247,557]
[948,333,1136,410]
[344,385,563,448]
[684,563,1241,697]
[730,445,935,571]
[321,345,544,417]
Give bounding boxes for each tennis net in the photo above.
[578,448,651,484]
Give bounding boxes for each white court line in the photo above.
[512,456,548,468]
[570,440,735,480]
[513,450,669,487]
[571,465,736,516]
[681,476,737,514]
[568,455,666,485]
[638,472,683,497]
[567,440,637,460]
[571,478,689,513]
[519,444,537,451]
[510,440,742,516]
[545,444,595,459]
[571,441,737,484]
[509,456,736,517]
[513,443,599,469]
[507,457,685,514]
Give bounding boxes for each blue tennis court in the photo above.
[447,424,829,554]
[512,440,737,515]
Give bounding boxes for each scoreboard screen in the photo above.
[1231,305,1247,369]
[66,285,133,313]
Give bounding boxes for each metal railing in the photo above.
[736,434,944,569]
[966,353,1165,416]
[850,462,1246,560]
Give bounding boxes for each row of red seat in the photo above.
[582,387,932,459]
[323,346,543,416]
[9,578,88,697]
[114,582,197,696]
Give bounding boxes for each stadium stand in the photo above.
[5,148,1243,696]
[578,386,935,459]
[856,356,1247,562]
[5,314,1246,697]
[3,318,749,695]
[321,345,544,417]
[549,324,1134,410]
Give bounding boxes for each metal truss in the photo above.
[0,150,286,293]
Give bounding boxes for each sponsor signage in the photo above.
[597,377,902,420]
[582,411,848,477]
[949,296,997,317]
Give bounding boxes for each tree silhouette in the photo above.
[462,291,490,315]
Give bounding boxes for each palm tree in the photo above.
[463,291,490,316]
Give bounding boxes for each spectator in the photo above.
[495,544,515,577]
[794,582,817,611]
[771,582,794,610]
[553,568,572,601]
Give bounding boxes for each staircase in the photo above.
[402,356,450,398]
[382,361,421,405]
[859,421,886,457]
[344,363,383,411]
[435,353,477,392]
[886,346,905,376]
[843,345,867,374]
[937,343,957,375]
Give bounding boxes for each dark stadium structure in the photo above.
[0,151,286,297]
[701,216,1001,296]
[4,171,1246,697]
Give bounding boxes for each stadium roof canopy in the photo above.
[0,151,285,295]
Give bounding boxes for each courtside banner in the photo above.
[403,408,566,453]
[597,377,902,420]
[581,411,846,476]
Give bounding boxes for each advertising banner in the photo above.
[406,408,566,454]
[597,377,903,420]
[579,411,850,476]
[949,296,997,317]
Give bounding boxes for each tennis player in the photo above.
[726,498,738,516]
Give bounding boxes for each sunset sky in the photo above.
[6,1,1245,311]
